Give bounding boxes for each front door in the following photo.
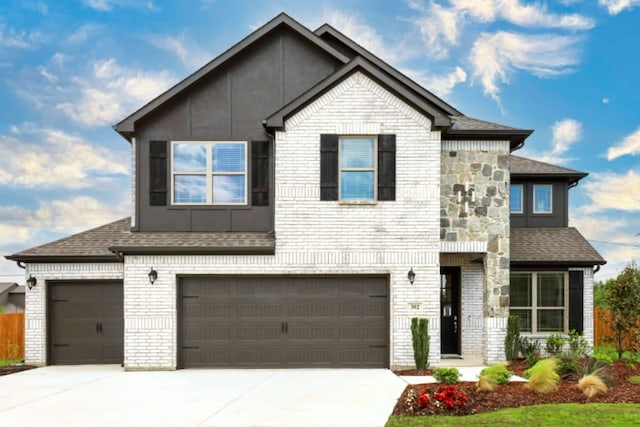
[440,268,460,355]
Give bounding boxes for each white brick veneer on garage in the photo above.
[23,263,124,366]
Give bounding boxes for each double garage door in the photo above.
[179,276,389,368]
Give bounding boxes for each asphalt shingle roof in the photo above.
[511,155,587,176]
[450,116,518,131]
[6,218,275,262]
[511,227,605,265]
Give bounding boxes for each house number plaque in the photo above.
[408,302,422,310]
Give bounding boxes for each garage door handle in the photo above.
[53,344,70,347]
[369,345,386,348]
[182,346,199,350]
[285,322,288,334]
[369,295,386,298]
[96,323,99,334]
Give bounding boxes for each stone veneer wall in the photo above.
[440,141,511,363]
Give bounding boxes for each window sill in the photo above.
[338,200,378,206]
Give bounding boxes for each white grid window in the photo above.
[510,272,567,334]
[171,141,247,205]
[533,184,553,214]
[339,137,376,201]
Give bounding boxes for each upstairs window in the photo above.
[533,184,552,214]
[339,137,376,201]
[171,141,247,205]
[510,184,523,213]
[510,272,566,334]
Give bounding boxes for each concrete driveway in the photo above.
[0,366,406,426]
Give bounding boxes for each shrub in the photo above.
[568,329,591,357]
[592,346,617,365]
[505,315,521,362]
[411,318,430,370]
[433,367,461,384]
[628,375,640,385]
[434,384,468,409]
[578,374,608,397]
[546,333,566,356]
[476,374,497,392]
[524,358,560,394]
[480,362,514,385]
[520,336,542,367]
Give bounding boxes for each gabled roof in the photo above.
[5,218,275,263]
[265,56,452,129]
[314,23,462,117]
[511,155,588,185]
[511,227,605,266]
[0,282,17,295]
[114,13,349,141]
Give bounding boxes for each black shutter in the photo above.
[378,134,396,201]
[251,140,269,206]
[149,140,168,206]
[320,134,339,201]
[568,270,584,334]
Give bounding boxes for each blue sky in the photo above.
[1,0,640,283]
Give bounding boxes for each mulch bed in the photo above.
[0,365,37,377]
[392,360,640,416]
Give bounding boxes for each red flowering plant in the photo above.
[406,385,469,415]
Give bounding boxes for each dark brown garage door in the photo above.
[49,281,123,365]
[179,276,388,368]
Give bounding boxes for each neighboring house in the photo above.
[0,283,25,313]
[5,13,604,369]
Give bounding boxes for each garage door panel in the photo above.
[179,276,388,368]
[50,282,123,365]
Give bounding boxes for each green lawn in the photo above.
[387,403,640,427]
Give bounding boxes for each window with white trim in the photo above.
[339,137,377,201]
[510,184,523,213]
[171,141,247,205]
[510,272,566,333]
[533,184,552,214]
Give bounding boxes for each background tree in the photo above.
[604,264,640,358]
[594,278,615,309]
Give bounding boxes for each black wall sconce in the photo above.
[148,267,158,285]
[408,267,415,285]
[26,274,37,290]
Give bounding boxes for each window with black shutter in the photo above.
[320,133,395,202]
[251,140,269,206]
[568,270,584,334]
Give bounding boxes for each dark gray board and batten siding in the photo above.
[135,27,343,232]
[510,181,569,228]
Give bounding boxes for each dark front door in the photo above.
[49,282,124,364]
[440,268,460,355]
[178,276,388,368]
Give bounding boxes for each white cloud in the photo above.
[551,118,582,154]
[0,196,128,245]
[0,124,128,189]
[407,0,593,59]
[81,0,156,12]
[599,0,640,14]
[47,57,175,126]
[0,24,42,49]
[404,66,467,96]
[581,170,640,213]
[607,127,640,160]
[148,33,212,70]
[603,97,610,104]
[67,24,103,44]
[469,31,581,102]
[452,0,594,29]
[323,10,403,64]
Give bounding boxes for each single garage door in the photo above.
[49,281,123,365]
[179,276,388,368]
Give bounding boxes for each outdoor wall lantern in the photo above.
[26,274,37,290]
[148,267,158,285]
[408,268,416,285]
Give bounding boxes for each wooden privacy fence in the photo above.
[0,313,25,360]
[594,307,640,348]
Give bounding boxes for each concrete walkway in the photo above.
[401,366,527,385]
[0,366,406,427]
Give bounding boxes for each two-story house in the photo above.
[6,13,604,369]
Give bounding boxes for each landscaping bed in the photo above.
[0,364,37,376]
[392,360,640,416]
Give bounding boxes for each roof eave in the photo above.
[511,260,607,267]
[4,254,121,263]
[114,13,350,140]
[108,246,275,256]
[511,172,589,185]
[442,129,534,149]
